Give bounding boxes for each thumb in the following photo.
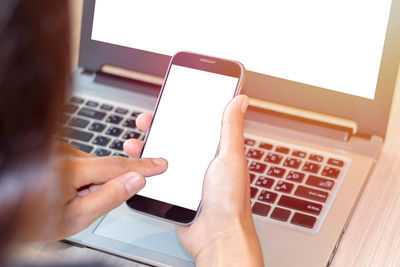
[73,172,146,222]
[218,95,249,159]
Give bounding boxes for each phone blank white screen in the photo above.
[139,65,238,210]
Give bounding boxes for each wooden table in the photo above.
[14,2,400,266]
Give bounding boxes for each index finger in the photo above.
[136,113,152,132]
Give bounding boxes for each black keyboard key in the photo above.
[68,117,89,128]
[70,96,84,104]
[131,111,141,117]
[244,138,255,146]
[250,173,256,183]
[283,157,302,169]
[92,136,111,146]
[123,119,137,129]
[78,108,106,120]
[292,149,306,158]
[89,122,106,133]
[259,142,273,150]
[286,170,305,183]
[322,166,340,179]
[309,154,324,162]
[100,104,113,111]
[70,141,93,153]
[106,115,123,125]
[246,148,264,160]
[275,146,290,154]
[123,131,141,140]
[94,148,111,157]
[110,140,124,151]
[248,161,267,173]
[115,107,128,114]
[63,127,94,142]
[302,162,321,173]
[267,166,286,178]
[86,101,98,107]
[306,175,335,190]
[327,158,344,167]
[291,213,316,229]
[257,190,278,204]
[295,185,329,203]
[255,176,274,189]
[250,187,258,199]
[271,207,291,222]
[106,127,123,137]
[58,113,70,124]
[274,181,294,194]
[252,202,271,216]
[264,152,283,164]
[63,104,79,114]
[278,195,323,215]
[113,152,128,158]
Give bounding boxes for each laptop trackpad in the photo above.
[93,204,194,262]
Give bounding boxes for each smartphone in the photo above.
[126,51,245,224]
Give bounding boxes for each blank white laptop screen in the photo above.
[92,0,392,100]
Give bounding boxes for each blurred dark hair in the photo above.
[0,0,70,257]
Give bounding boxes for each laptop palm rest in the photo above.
[93,204,194,263]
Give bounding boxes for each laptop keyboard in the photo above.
[58,95,351,234]
[245,133,351,233]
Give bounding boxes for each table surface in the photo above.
[14,2,400,266]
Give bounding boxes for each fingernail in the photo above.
[125,175,145,195]
[241,95,249,114]
[152,158,167,166]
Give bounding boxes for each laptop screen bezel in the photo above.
[78,0,400,139]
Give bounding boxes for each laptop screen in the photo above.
[91,0,393,100]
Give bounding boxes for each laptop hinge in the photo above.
[100,64,164,86]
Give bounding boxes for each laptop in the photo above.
[64,0,400,266]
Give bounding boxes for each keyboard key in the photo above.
[249,161,267,173]
[275,146,290,154]
[68,117,89,128]
[63,104,79,114]
[250,187,258,199]
[283,157,302,169]
[274,181,294,194]
[309,154,324,162]
[255,176,274,189]
[278,195,323,215]
[70,141,93,153]
[327,158,344,167]
[286,170,305,183]
[94,148,111,157]
[322,166,340,179]
[86,100,98,107]
[100,104,113,111]
[250,173,256,183]
[115,107,128,114]
[292,149,306,158]
[131,111,141,117]
[271,207,291,222]
[92,136,111,146]
[110,140,124,151]
[113,152,128,158]
[106,127,123,137]
[106,115,123,124]
[302,162,321,173]
[78,108,106,120]
[245,138,255,146]
[295,186,329,203]
[291,213,316,229]
[70,96,84,104]
[306,175,335,190]
[267,166,286,178]
[89,122,106,133]
[123,131,141,139]
[123,119,137,129]
[58,113,70,124]
[246,148,264,160]
[258,190,278,204]
[264,152,283,164]
[259,142,273,150]
[63,127,94,142]
[252,202,271,216]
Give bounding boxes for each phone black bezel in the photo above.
[126,52,243,224]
